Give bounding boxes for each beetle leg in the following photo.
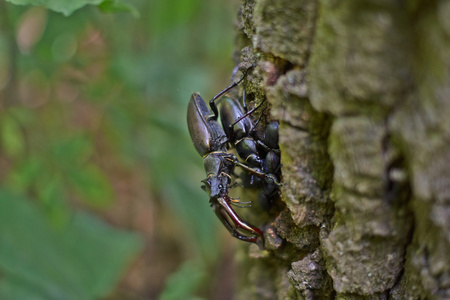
[230,66,240,83]
[257,140,281,154]
[228,157,281,186]
[230,98,266,129]
[209,69,251,120]
[242,88,247,111]
[251,105,269,129]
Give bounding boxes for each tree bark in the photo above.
[233,0,450,299]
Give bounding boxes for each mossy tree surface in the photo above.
[232,0,450,299]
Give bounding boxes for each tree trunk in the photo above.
[232,0,450,299]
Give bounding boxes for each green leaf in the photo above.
[5,0,104,16]
[0,190,143,299]
[5,0,137,16]
[99,0,139,18]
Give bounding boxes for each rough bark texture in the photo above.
[232,0,450,299]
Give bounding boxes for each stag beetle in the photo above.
[256,121,281,209]
[187,75,266,249]
[219,96,281,209]
[187,68,283,248]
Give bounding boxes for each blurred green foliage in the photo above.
[5,0,137,16]
[0,0,237,298]
[0,190,142,300]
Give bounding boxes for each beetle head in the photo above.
[201,173,230,199]
[202,153,234,199]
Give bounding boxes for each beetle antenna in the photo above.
[252,106,268,130]
[230,197,253,208]
[231,203,253,208]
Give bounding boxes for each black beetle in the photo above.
[256,121,281,209]
[219,96,264,170]
[219,96,281,209]
[187,90,265,248]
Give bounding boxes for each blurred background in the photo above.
[0,0,240,299]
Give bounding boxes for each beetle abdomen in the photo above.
[219,97,252,141]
